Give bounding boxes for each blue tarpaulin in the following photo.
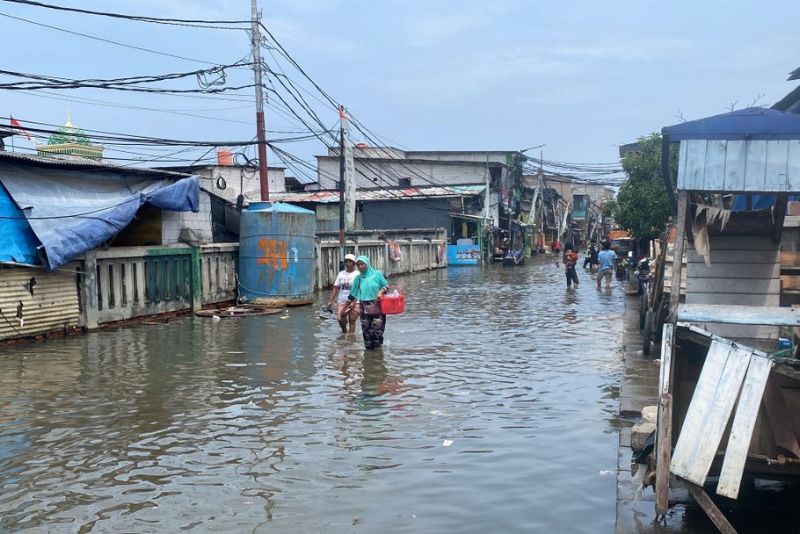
[0,183,42,265]
[0,162,198,271]
[730,195,800,211]
[663,107,800,141]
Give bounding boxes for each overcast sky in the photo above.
[2,0,799,177]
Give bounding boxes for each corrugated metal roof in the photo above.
[0,151,190,179]
[271,185,485,204]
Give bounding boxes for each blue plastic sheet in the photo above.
[0,162,198,270]
[0,183,42,265]
[730,194,800,211]
[663,107,800,141]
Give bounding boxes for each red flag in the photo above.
[9,116,32,141]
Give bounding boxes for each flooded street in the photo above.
[1,259,627,533]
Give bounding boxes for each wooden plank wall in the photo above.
[686,236,780,341]
[781,219,800,306]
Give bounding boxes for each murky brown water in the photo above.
[1,259,627,533]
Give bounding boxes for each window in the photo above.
[398,177,411,187]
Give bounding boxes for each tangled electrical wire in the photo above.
[0,63,253,94]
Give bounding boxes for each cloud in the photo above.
[262,16,356,56]
[395,2,519,47]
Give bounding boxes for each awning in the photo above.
[0,162,198,270]
[663,107,800,141]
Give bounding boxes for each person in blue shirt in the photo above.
[596,241,616,290]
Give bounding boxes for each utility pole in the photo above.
[338,106,346,265]
[251,0,269,201]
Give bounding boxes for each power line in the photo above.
[0,62,253,93]
[0,0,251,29]
[0,11,222,65]
[1,117,261,147]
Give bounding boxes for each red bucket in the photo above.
[380,291,405,315]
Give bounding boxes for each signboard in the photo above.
[340,107,357,231]
[447,244,480,266]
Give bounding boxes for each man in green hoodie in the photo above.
[343,255,389,350]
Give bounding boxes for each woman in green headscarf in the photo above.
[343,255,389,349]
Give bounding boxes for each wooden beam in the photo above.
[688,485,737,534]
[669,191,689,323]
[671,341,751,486]
[656,322,674,516]
[717,355,773,499]
[677,303,800,327]
[773,195,788,244]
[656,393,673,515]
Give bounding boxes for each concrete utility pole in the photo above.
[339,106,346,265]
[251,0,269,201]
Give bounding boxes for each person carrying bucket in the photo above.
[326,253,360,334]
[342,256,389,350]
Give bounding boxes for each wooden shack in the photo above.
[652,107,800,532]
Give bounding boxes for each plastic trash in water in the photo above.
[442,439,454,447]
[212,315,221,322]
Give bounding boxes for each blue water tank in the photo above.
[238,201,316,307]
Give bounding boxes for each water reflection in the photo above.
[1,258,628,533]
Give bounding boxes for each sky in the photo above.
[2,0,799,181]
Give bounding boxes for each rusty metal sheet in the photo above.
[0,265,80,340]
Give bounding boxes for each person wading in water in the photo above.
[327,254,359,333]
[597,240,616,290]
[563,243,579,289]
[342,256,389,350]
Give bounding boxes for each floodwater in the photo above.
[1,259,628,533]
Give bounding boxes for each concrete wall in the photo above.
[543,178,574,206]
[162,191,214,245]
[573,183,614,203]
[192,165,286,203]
[327,146,407,159]
[406,151,511,164]
[317,156,490,190]
[325,147,512,165]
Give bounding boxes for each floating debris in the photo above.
[196,306,282,319]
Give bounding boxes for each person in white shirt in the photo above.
[327,254,360,333]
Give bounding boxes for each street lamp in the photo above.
[520,144,546,154]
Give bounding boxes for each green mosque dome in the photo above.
[47,116,91,146]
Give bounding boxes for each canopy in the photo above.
[0,161,198,270]
[663,107,800,141]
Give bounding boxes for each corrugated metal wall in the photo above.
[363,199,452,232]
[677,139,800,192]
[0,264,81,341]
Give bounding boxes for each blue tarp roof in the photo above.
[0,158,198,271]
[663,107,800,141]
[0,183,42,265]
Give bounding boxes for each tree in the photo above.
[610,133,678,240]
